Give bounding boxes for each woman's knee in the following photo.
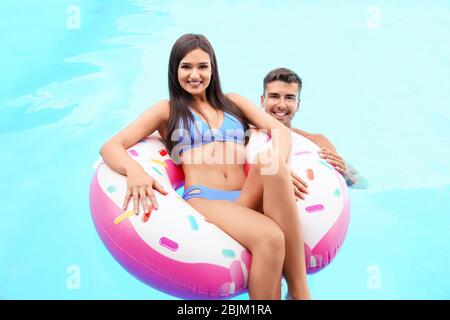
[251,226,285,260]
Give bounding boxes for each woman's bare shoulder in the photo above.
[151,99,171,119]
[225,92,245,104]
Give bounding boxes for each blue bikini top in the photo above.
[173,107,246,155]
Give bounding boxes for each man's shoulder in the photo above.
[292,127,313,139]
[293,128,336,150]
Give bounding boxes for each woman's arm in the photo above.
[100,100,170,175]
[227,93,292,161]
[100,100,170,213]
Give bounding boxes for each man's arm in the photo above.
[293,127,368,189]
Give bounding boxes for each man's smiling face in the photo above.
[261,80,300,127]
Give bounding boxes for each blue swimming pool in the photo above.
[1,0,449,299]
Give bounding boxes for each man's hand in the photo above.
[318,147,347,175]
[291,170,309,200]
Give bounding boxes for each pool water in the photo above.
[1,0,449,299]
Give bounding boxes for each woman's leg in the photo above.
[237,149,310,299]
[187,197,285,300]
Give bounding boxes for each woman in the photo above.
[100,34,310,300]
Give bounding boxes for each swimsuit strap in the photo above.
[182,185,206,201]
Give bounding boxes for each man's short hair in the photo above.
[263,68,302,95]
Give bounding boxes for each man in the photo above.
[261,68,367,188]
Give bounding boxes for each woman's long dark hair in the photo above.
[165,33,249,154]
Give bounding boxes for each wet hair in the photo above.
[263,67,302,95]
[165,33,249,154]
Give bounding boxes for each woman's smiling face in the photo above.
[178,48,212,96]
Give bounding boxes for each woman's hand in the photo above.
[291,170,309,201]
[122,166,168,214]
[318,147,347,175]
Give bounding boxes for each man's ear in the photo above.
[260,95,265,108]
[296,99,301,111]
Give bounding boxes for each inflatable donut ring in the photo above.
[89,130,350,299]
